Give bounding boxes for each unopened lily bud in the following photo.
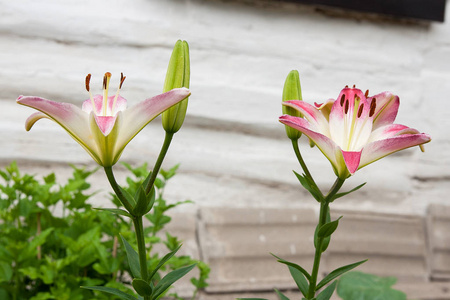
[162,40,190,133]
[282,70,303,140]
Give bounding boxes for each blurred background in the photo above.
[1,0,449,299]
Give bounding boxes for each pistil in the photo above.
[102,72,112,116]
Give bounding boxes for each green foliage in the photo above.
[0,162,209,300]
[337,271,407,300]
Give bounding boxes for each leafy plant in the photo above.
[337,271,407,300]
[0,161,208,300]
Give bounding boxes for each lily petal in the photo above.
[341,150,362,175]
[283,100,330,136]
[17,96,98,154]
[360,131,431,169]
[279,115,347,176]
[116,87,190,154]
[370,92,399,130]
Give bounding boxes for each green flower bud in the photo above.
[282,70,303,140]
[162,40,190,133]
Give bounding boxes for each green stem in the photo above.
[307,201,329,299]
[307,177,345,299]
[291,139,323,199]
[133,217,150,300]
[324,177,345,202]
[104,166,134,213]
[145,132,174,194]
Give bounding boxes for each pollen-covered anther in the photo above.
[344,100,349,114]
[119,72,126,89]
[85,74,91,92]
[340,94,345,106]
[369,98,377,117]
[357,104,364,118]
[365,89,369,98]
[353,84,356,88]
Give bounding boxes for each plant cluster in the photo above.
[0,162,208,300]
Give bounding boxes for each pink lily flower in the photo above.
[17,72,191,167]
[279,86,431,179]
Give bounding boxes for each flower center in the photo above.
[85,72,126,116]
[335,88,377,151]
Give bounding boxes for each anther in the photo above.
[365,89,369,98]
[344,100,349,114]
[353,84,356,88]
[345,85,349,88]
[357,104,364,118]
[85,74,91,92]
[340,94,345,106]
[119,72,126,89]
[369,98,376,117]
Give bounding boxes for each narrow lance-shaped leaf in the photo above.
[314,208,331,252]
[132,278,152,297]
[316,280,337,300]
[271,253,311,281]
[275,289,290,300]
[293,171,322,202]
[95,208,133,218]
[331,183,366,202]
[152,263,196,299]
[148,244,182,281]
[316,259,368,291]
[120,235,141,279]
[317,216,342,238]
[288,265,309,297]
[81,286,138,300]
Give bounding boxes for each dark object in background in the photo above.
[285,0,446,22]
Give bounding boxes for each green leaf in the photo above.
[81,286,138,300]
[95,208,133,218]
[152,263,196,299]
[337,271,407,300]
[316,280,337,300]
[120,235,141,278]
[293,171,322,202]
[132,278,152,296]
[314,209,331,252]
[118,185,136,208]
[316,259,367,290]
[160,164,179,180]
[133,186,151,217]
[275,289,290,300]
[317,216,342,238]
[148,244,182,281]
[331,183,366,202]
[271,253,311,281]
[288,266,309,297]
[0,261,13,282]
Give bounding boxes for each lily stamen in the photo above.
[112,73,126,114]
[85,74,96,113]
